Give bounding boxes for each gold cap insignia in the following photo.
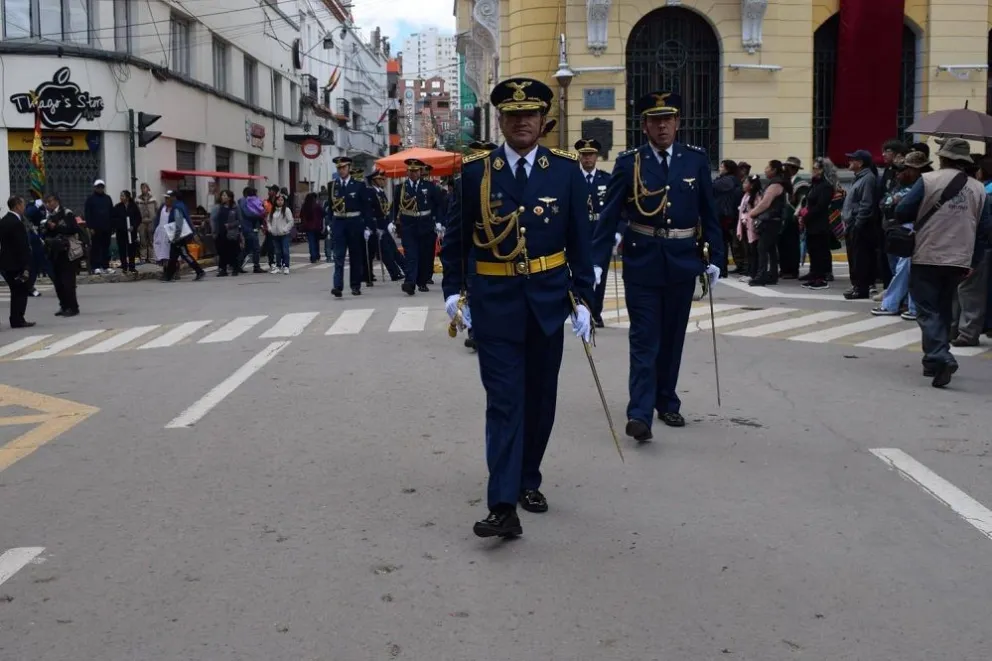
[508,81,530,102]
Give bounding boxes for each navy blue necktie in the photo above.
[659,151,669,182]
[515,159,528,193]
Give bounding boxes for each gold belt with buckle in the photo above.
[629,222,696,239]
[475,251,567,277]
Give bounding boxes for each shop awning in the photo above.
[160,169,267,181]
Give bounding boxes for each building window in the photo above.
[170,15,191,76]
[212,38,229,93]
[4,0,91,43]
[247,154,259,176]
[289,82,298,120]
[272,72,283,115]
[244,56,258,105]
[113,0,131,52]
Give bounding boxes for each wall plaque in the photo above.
[733,118,770,140]
[583,88,615,111]
[580,118,613,159]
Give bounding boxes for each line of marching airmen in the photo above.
[440,77,723,539]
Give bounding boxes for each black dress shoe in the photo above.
[625,419,652,441]
[10,321,36,328]
[401,283,416,296]
[427,278,435,285]
[464,337,477,351]
[519,489,548,513]
[659,412,686,427]
[351,288,362,296]
[418,284,430,293]
[593,316,605,328]
[62,309,79,317]
[473,508,522,538]
[923,364,958,378]
[331,288,343,298]
[54,309,65,316]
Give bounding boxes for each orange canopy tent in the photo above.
[374,147,462,178]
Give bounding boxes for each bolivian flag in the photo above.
[28,92,45,199]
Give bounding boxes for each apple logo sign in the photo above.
[10,67,105,129]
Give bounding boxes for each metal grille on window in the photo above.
[625,7,720,168]
[176,140,197,191]
[812,15,838,160]
[897,25,918,145]
[9,149,100,213]
[215,147,231,193]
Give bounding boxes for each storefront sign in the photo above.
[300,138,322,159]
[9,68,104,129]
[583,88,615,111]
[7,130,99,151]
[245,118,266,149]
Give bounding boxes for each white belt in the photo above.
[400,210,432,217]
[337,211,361,218]
[629,223,696,239]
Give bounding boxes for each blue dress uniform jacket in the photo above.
[441,144,595,511]
[330,177,372,291]
[395,178,444,288]
[592,141,724,429]
[583,167,612,320]
[442,145,595,341]
[364,184,405,279]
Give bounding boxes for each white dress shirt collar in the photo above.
[652,144,673,164]
[503,144,538,176]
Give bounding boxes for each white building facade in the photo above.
[0,0,387,212]
[401,27,459,110]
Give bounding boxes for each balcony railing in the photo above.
[344,129,386,157]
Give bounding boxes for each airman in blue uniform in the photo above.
[329,156,373,297]
[575,138,614,327]
[365,169,405,281]
[441,77,595,538]
[394,159,444,295]
[592,92,724,442]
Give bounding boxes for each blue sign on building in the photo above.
[583,88,616,111]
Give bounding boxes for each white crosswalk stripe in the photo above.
[1,302,988,361]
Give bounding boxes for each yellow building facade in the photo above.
[455,0,992,170]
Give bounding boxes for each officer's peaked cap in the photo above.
[490,77,554,114]
[636,91,681,117]
[574,138,602,153]
[332,156,352,166]
[404,158,426,170]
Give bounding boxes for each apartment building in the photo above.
[401,27,459,111]
[397,76,455,149]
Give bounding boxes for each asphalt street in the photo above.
[1,250,990,660]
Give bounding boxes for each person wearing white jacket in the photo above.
[266,194,295,274]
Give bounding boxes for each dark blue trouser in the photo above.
[625,279,696,426]
[592,256,615,320]
[402,221,435,287]
[910,264,965,371]
[476,311,564,510]
[306,231,321,262]
[332,218,366,290]
[324,221,334,261]
[241,229,260,268]
[377,230,404,279]
[27,231,51,291]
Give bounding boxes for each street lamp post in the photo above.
[553,34,575,151]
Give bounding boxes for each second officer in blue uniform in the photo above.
[592,92,723,441]
[330,156,373,297]
[394,159,444,295]
[442,77,595,538]
[575,138,613,327]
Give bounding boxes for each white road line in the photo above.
[311,263,333,270]
[686,307,796,333]
[326,309,375,335]
[78,326,161,355]
[726,310,856,337]
[0,334,51,359]
[199,316,268,344]
[789,316,903,343]
[950,345,989,357]
[688,303,741,319]
[138,320,212,350]
[388,306,429,332]
[855,327,921,350]
[259,312,319,338]
[0,547,45,587]
[17,330,106,360]
[871,448,992,542]
[165,340,291,429]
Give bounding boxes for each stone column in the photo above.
[506,0,561,142]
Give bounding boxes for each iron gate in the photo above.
[625,7,720,168]
[812,15,838,159]
[9,149,100,213]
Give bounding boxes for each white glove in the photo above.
[593,265,603,287]
[462,305,472,329]
[435,222,444,233]
[614,232,622,248]
[705,263,720,288]
[34,199,44,208]
[363,229,372,241]
[376,229,383,237]
[571,304,592,343]
[445,294,461,320]
[387,222,396,236]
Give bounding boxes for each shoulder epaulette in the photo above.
[463,151,488,164]
[616,148,637,160]
[684,144,706,154]
[550,148,578,161]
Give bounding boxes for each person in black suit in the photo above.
[42,193,82,316]
[0,195,36,329]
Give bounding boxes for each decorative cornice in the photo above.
[586,0,611,55]
[741,0,769,54]
[472,0,499,50]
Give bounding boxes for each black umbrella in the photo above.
[906,101,992,140]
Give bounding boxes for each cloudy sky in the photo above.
[351,0,456,51]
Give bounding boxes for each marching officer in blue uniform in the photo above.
[441,77,595,538]
[592,92,723,442]
[365,168,405,281]
[576,137,613,327]
[394,159,444,295]
[329,156,373,297]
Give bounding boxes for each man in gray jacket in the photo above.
[842,149,878,299]
[895,137,991,388]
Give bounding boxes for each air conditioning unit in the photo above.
[302,74,318,100]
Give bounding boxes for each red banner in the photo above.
[827,0,907,165]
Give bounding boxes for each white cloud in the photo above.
[350,0,456,49]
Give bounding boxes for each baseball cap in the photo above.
[93,179,106,187]
[164,190,175,197]
[844,149,873,165]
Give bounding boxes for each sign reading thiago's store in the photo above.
[9,67,105,129]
